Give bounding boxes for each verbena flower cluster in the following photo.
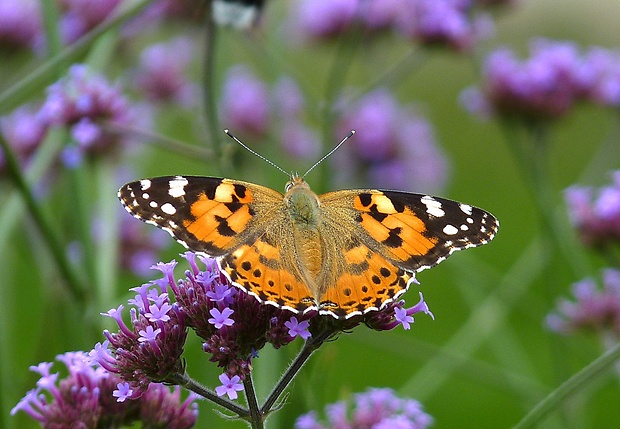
[546,269,620,337]
[91,251,432,401]
[288,0,495,51]
[10,351,198,428]
[294,387,433,429]
[565,170,620,248]
[335,88,448,193]
[0,64,141,173]
[462,39,620,120]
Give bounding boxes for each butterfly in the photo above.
[119,171,499,320]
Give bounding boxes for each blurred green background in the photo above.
[2,0,620,428]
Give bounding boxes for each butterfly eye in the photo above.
[285,181,294,192]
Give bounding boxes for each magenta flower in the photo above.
[11,351,198,428]
[294,387,433,428]
[220,65,270,138]
[215,373,245,399]
[547,269,620,337]
[565,170,620,248]
[285,316,312,340]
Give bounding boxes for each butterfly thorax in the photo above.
[284,177,324,281]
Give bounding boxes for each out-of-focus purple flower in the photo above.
[546,269,620,337]
[294,387,433,428]
[0,106,48,173]
[0,0,42,50]
[565,171,620,248]
[220,65,270,139]
[215,373,244,399]
[133,37,198,106]
[289,0,359,41]
[58,0,122,43]
[11,351,198,428]
[463,39,620,120]
[279,120,321,161]
[359,0,406,31]
[396,0,493,52]
[335,89,449,193]
[34,64,144,166]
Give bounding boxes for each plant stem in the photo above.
[513,341,620,429]
[261,327,335,415]
[0,133,86,302]
[168,372,250,418]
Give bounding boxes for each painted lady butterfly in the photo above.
[119,168,498,319]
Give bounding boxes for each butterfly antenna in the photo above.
[224,129,289,177]
[302,130,355,178]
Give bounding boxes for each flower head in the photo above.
[294,387,433,428]
[547,269,620,337]
[11,351,198,428]
[336,88,449,193]
[0,0,42,50]
[133,37,198,106]
[565,170,620,248]
[220,65,270,139]
[97,280,187,395]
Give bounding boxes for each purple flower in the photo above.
[208,307,236,329]
[396,0,492,52]
[289,0,359,41]
[113,382,134,402]
[215,373,245,399]
[294,387,433,428]
[335,89,449,193]
[58,0,122,44]
[547,269,620,337]
[0,0,42,50]
[133,37,197,106]
[394,307,414,329]
[463,39,620,120]
[11,351,198,428]
[0,106,48,174]
[220,65,270,138]
[285,316,312,339]
[98,280,187,395]
[279,120,321,161]
[565,170,620,247]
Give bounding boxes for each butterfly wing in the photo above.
[119,176,317,313]
[317,189,498,318]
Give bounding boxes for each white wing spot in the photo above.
[467,217,474,224]
[443,224,459,235]
[421,195,445,217]
[149,201,158,208]
[460,224,469,231]
[140,179,151,190]
[142,192,150,199]
[161,202,177,215]
[459,203,473,215]
[168,176,189,198]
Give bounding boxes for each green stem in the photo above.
[168,372,249,417]
[513,341,620,429]
[243,374,263,429]
[0,133,86,302]
[260,327,335,415]
[201,1,228,175]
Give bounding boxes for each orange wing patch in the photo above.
[219,240,316,314]
[319,242,413,318]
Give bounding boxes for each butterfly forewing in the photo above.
[351,189,498,272]
[118,176,282,256]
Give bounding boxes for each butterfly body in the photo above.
[119,175,498,319]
